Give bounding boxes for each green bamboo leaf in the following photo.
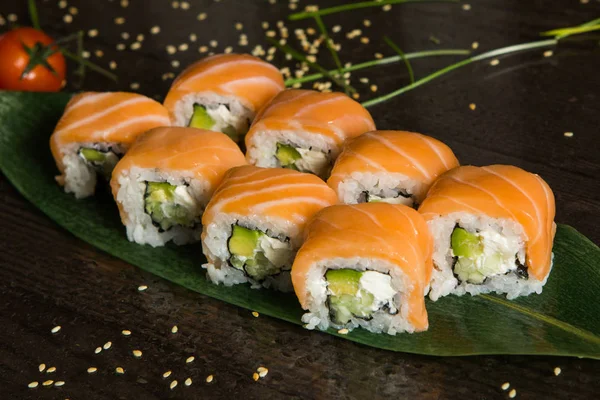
[1,91,599,358]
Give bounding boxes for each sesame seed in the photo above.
[170,380,178,390]
[7,13,18,22]
[163,370,172,378]
[262,22,269,29]
[224,46,233,54]
[360,37,370,44]
[103,341,112,350]
[130,42,141,50]
[138,285,148,291]
[209,40,218,48]
[370,85,378,92]
[87,367,97,374]
[186,356,195,363]
[28,381,39,389]
[68,6,78,15]
[116,43,126,51]
[171,325,179,334]
[63,14,73,23]
[178,43,188,51]
[58,1,67,9]
[462,4,471,10]
[121,0,129,7]
[206,374,214,383]
[109,61,117,70]
[121,330,131,336]
[363,19,371,27]
[374,53,383,59]
[581,0,589,3]
[352,93,360,100]
[0,15,5,26]
[51,326,61,334]
[55,381,65,387]
[235,22,243,30]
[166,45,177,55]
[197,12,207,21]
[199,46,208,53]
[472,41,479,49]
[292,83,301,89]
[554,367,562,375]
[338,328,350,334]
[289,3,297,9]
[172,1,179,8]
[258,367,269,378]
[88,29,98,37]
[47,366,57,373]
[252,372,259,381]
[114,17,125,25]
[266,30,276,38]
[359,77,369,83]
[501,382,510,390]
[509,389,517,398]
[151,26,160,34]
[189,33,197,42]
[332,25,341,33]
[121,32,130,40]
[181,1,190,9]
[469,103,476,110]
[185,377,192,386]
[490,59,500,66]
[42,380,54,387]
[564,132,574,137]
[543,50,553,57]
[82,51,91,59]
[382,4,392,11]
[116,367,125,374]
[252,311,259,317]
[137,34,145,42]
[132,349,143,358]
[39,363,46,372]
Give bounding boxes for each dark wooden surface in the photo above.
[1,0,600,399]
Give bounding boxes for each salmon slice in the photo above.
[418,165,556,281]
[202,165,338,229]
[291,203,433,332]
[328,130,460,203]
[50,91,171,180]
[163,53,285,123]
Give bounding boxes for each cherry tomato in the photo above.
[0,27,66,92]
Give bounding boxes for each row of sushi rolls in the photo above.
[50,54,556,335]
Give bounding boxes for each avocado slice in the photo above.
[189,104,215,129]
[451,227,483,258]
[78,147,120,179]
[144,182,197,231]
[228,225,262,259]
[326,269,376,324]
[276,143,301,168]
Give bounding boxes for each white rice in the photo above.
[246,129,336,176]
[171,92,253,133]
[334,171,424,205]
[59,142,126,199]
[300,257,422,335]
[202,212,302,292]
[114,167,208,247]
[427,212,550,300]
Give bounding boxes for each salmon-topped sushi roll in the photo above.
[245,89,376,179]
[328,130,459,207]
[163,54,285,143]
[50,92,170,198]
[110,127,247,247]
[201,165,338,291]
[418,165,556,300]
[291,203,433,334]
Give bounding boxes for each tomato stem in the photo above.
[61,48,118,82]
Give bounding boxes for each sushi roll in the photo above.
[50,92,170,198]
[418,165,556,300]
[245,89,376,179]
[201,165,338,291]
[110,127,247,247]
[163,54,285,142]
[291,203,433,335]
[328,130,459,207]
